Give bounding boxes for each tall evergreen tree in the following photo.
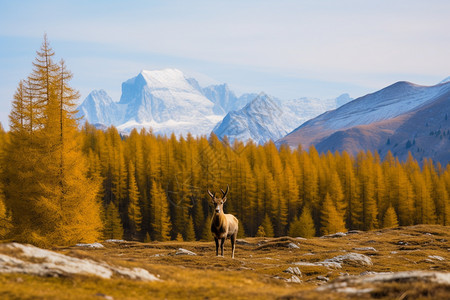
[103,201,124,240]
[320,193,346,235]
[150,180,171,241]
[127,161,142,239]
[3,36,103,246]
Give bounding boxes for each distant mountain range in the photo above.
[277,80,450,165]
[77,68,350,142]
[77,69,450,164]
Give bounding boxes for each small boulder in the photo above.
[353,247,377,252]
[175,248,197,256]
[75,243,104,248]
[284,267,302,277]
[317,275,329,282]
[428,255,445,261]
[323,253,372,267]
[320,232,346,238]
[287,243,300,249]
[286,275,302,283]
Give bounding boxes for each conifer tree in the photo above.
[3,36,102,246]
[127,161,142,239]
[297,206,316,238]
[103,201,124,240]
[288,216,302,237]
[382,205,399,228]
[150,181,171,241]
[320,193,346,235]
[256,225,266,237]
[184,215,196,241]
[260,214,274,237]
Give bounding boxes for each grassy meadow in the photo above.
[0,224,448,299]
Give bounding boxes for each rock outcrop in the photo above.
[0,243,159,281]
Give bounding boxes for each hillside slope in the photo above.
[0,225,448,299]
[278,81,450,164]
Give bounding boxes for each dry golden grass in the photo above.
[0,225,449,299]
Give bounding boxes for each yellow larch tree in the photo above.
[320,193,346,235]
[150,180,171,241]
[4,36,102,246]
[382,205,399,228]
[127,161,142,239]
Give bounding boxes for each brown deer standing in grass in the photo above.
[208,185,239,258]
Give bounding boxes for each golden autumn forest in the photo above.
[0,37,449,247]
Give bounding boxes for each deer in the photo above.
[208,184,239,258]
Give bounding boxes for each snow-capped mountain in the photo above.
[213,93,351,144]
[277,80,450,164]
[77,90,124,126]
[202,83,258,115]
[78,69,226,136]
[213,93,293,144]
[77,68,351,141]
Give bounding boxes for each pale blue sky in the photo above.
[1,0,449,128]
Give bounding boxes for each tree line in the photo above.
[0,37,449,246]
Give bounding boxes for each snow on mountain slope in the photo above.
[77,68,352,141]
[76,90,124,125]
[277,81,450,162]
[439,76,450,84]
[119,69,216,125]
[213,93,291,144]
[202,83,258,114]
[324,82,448,130]
[213,93,352,145]
[78,69,228,136]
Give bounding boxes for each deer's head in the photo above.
[208,184,229,214]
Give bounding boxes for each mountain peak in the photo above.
[138,69,191,90]
[245,93,280,113]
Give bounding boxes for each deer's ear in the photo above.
[223,196,227,203]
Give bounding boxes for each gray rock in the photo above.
[175,248,197,256]
[428,255,445,261]
[317,275,329,282]
[320,232,346,238]
[353,247,377,252]
[294,261,342,269]
[286,275,302,283]
[287,242,300,249]
[0,243,159,281]
[75,242,104,248]
[104,239,125,243]
[317,271,450,295]
[284,267,302,277]
[323,253,372,267]
[360,271,392,276]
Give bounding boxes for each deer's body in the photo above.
[208,185,239,258]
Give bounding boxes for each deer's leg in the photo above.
[220,238,225,257]
[214,237,219,256]
[231,233,236,259]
